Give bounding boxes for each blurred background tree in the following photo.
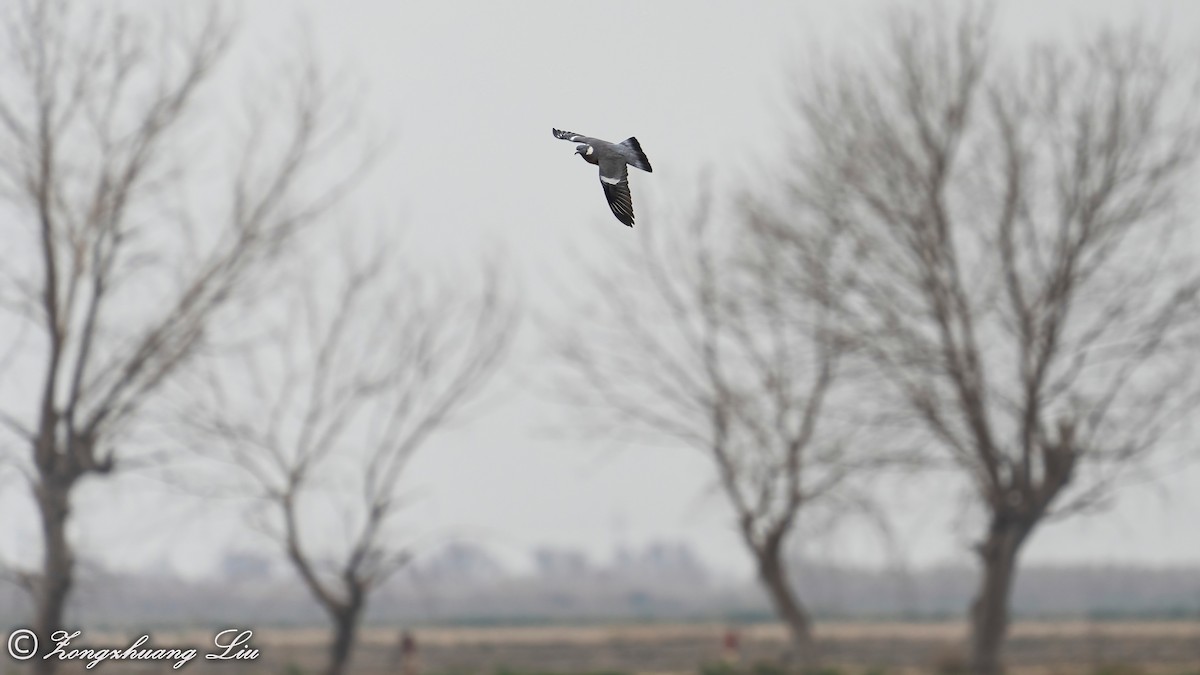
[0,3,369,670]
[747,5,1200,673]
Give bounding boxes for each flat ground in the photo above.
[20,621,1200,674]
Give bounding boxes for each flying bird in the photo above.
[553,128,653,227]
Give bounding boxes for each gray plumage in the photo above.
[553,128,653,227]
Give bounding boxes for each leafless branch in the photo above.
[552,185,887,655]
[0,3,373,668]
[751,7,1200,672]
[182,235,516,675]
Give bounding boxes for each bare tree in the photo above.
[184,238,516,675]
[554,194,870,661]
[0,3,365,668]
[751,7,1200,673]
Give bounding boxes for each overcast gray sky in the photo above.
[2,0,1199,580]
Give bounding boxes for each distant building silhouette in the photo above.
[533,547,591,578]
[220,552,273,582]
[419,542,504,583]
[613,540,708,583]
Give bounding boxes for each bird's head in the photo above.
[574,144,593,158]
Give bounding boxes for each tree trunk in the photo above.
[969,517,1031,675]
[324,606,363,675]
[757,543,815,663]
[32,476,75,675]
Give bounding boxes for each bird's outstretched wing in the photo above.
[598,157,634,227]
[552,128,599,145]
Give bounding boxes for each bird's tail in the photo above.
[621,137,653,172]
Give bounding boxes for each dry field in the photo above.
[21,621,1198,675]
[357,622,1199,674]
